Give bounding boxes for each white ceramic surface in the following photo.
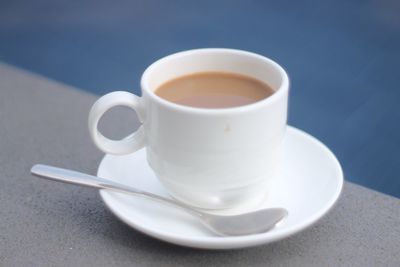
[89,48,289,209]
[98,126,343,249]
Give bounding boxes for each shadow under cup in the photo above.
[141,49,289,210]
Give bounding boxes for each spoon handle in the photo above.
[30,164,203,218]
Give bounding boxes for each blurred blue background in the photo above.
[1,0,399,197]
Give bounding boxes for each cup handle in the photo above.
[88,91,146,155]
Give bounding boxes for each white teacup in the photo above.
[88,48,289,209]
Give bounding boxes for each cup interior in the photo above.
[142,49,287,95]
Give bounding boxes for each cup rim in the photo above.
[141,48,289,115]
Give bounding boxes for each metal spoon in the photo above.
[31,164,287,236]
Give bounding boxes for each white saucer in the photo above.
[97,126,343,249]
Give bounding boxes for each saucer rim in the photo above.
[98,126,344,249]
